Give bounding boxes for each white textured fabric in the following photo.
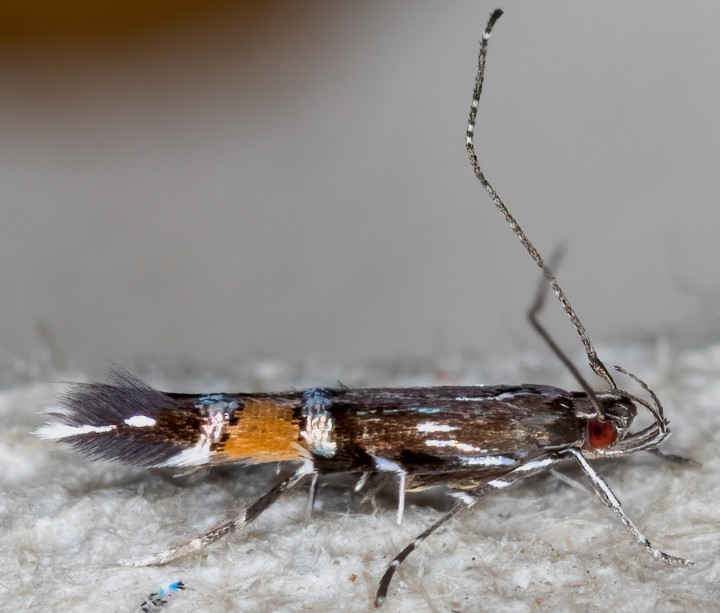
[1,343,717,612]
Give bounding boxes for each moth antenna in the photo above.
[465,8,617,393]
[528,247,606,419]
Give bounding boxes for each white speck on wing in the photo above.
[417,422,456,433]
[425,439,480,453]
[124,415,157,428]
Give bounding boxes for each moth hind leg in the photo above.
[374,499,470,608]
[120,461,314,567]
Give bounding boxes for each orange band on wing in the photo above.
[220,398,303,463]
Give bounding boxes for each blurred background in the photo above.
[0,0,718,379]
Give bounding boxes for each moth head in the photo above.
[583,367,670,457]
[584,391,636,450]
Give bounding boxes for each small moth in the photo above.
[37,9,692,607]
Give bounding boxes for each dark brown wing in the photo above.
[310,385,585,485]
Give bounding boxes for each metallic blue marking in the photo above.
[303,387,332,409]
[386,407,440,414]
[197,394,227,405]
[377,407,442,416]
[301,387,337,458]
[195,394,239,415]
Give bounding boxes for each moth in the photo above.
[37,9,692,607]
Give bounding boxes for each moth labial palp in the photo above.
[35,7,694,609]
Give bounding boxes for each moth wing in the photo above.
[37,368,205,467]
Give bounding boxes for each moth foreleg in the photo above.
[647,447,700,468]
[563,448,692,566]
[120,461,313,567]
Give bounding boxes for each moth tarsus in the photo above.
[37,8,692,608]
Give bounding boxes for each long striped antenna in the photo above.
[465,9,618,408]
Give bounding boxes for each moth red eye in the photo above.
[587,418,617,448]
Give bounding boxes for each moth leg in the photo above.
[356,476,389,515]
[564,449,692,566]
[359,475,389,500]
[374,499,469,608]
[396,470,406,525]
[120,461,313,567]
[374,456,562,607]
[370,457,408,524]
[647,447,700,468]
[361,471,408,523]
[354,471,373,493]
[306,472,319,518]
